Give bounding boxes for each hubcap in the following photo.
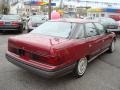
[78,58,87,75]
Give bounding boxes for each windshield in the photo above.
[1,15,20,20]
[100,18,116,23]
[30,21,76,38]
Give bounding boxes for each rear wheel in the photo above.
[108,40,115,53]
[27,29,32,33]
[17,27,23,33]
[28,29,30,33]
[74,57,88,78]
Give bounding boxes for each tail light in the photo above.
[44,56,62,65]
[30,48,64,66]
[12,21,19,26]
[30,53,62,66]
[0,21,4,26]
[8,39,17,54]
[43,48,64,65]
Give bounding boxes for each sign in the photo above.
[24,1,56,6]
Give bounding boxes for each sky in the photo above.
[82,0,120,3]
[24,0,120,3]
[14,0,120,8]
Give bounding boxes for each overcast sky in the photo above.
[24,0,120,3]
[82,0,120,3]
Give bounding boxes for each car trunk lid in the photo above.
[8,34,68,65]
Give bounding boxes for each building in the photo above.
[64,0,120,16]
[64,0,120,8]
[9,0,25,15]
[9,0,19,6]
[87,8,120,20]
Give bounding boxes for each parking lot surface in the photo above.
[0,32,120,90]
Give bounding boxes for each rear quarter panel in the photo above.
[53,39,89,65]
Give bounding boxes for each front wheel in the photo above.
[74,57,88,78]
[108,40,115,53]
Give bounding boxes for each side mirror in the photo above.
[105,27,111,33]
[107,29,111,33]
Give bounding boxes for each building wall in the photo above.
[9,0,18,5]
[87,12,120,19]
[0,0,3,6]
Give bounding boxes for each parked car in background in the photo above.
[0,15,3,19]
[116,21,120,32]
[62,12,77,18]
[0,15,23,33]
[6,19,116,78]
[94,17,119,32]
[109,15,120,21]
[27,15,48,32]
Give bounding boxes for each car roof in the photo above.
[3,14,20,16]
[50,18,97,23]
[95,17,114,20]
[30,15,45,17]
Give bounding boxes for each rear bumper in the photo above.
[108,29,120,32]
[0,26,19,31]
[6,53,75,78]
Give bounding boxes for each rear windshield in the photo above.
[100,18,116,23]
[30,15,45,22]
[1,15,20,20]
[31,21,76,38]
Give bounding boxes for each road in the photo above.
[0,32,120,90]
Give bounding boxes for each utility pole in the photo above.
[30,0,32,15]
[41,0,43,11]
[48,0,51,20]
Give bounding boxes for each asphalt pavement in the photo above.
[0,32,120,90]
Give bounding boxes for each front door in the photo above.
[84,23,101,57]
[94,23,112,51]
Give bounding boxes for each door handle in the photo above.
[89,44,92,48]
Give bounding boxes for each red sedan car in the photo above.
[6,19,116,78]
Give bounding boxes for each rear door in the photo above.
[84,23,101,57]
[71,24,87,59]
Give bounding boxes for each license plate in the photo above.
[5,22,11,25]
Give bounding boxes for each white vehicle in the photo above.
[27,15,48,32]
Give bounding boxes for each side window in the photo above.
[94,23,106,35]
[75,24,85,39]
[85,23,98,37]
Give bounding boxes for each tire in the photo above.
[108,40,115,53]
[74,57,88,78]
[27,29,30,33]
[27,29,32,33]
[17,27,23,33]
